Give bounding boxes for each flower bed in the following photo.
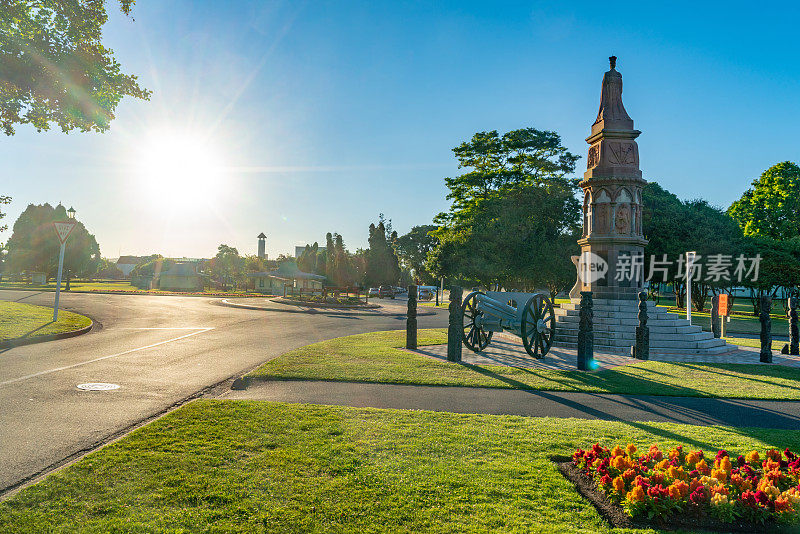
[568,443,800,530]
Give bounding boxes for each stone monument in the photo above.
[554,58,738,358]
[574,56,647,300]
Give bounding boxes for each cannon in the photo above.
[461,291,556,358]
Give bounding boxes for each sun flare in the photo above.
[136,129,226,208]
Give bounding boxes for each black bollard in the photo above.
[406,284,417,350]
[711,294,721,338]
[760,295,773,363]
[789,295,799,356]
[447,286,463,362]
[577,291,593,370]
[633,291,649,360]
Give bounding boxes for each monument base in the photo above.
[553,298,739,357]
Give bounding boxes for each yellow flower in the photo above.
[711,493,728,506]
[710,468,728,483]
[782,488,800,506]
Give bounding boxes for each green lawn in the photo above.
[0,279,265,297]
[2,400,798,533]
[248,329,800,400]
[0,300,91,343]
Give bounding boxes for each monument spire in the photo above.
[571,57,647,301]
[593,55,633,134]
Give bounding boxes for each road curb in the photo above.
[0,321,94,350]
[220,298,437,317]
[271,297,381,310]
[0,287,264,298]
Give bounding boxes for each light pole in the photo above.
[53,208,77,322]
[686,251,696,325]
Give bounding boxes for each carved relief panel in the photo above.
[587,144,600,169]
[606,142,637,166]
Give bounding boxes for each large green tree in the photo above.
[728,161,800,240]
[208,244,244,290]
[4,202,100,277]
[395,225,438,285]
[1,0,150,135]
[429,127,580,295]
[365,220,401,287]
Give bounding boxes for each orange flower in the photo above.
[719,456,732,473]
[611,456,630,470]
[775,496,793,513]
[611,445,624,458]
[711,484,729,496]
[767,449,782,462]
[764,459,781,471]
[745,450,760,464]
[625,443,637,456]
[710,469,727,483]
[656,459,670,470]
[622,468,637,481]
[669,448,681,461]
[696,459,710,475]
[612,476,625,493]
[685,452,698,466]
[667,465,686,481]
[668,480,689,499]
[627,486,645,502]
[731,473,751,491]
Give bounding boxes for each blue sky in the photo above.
[2,1,799,259]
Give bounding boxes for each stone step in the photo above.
[553,341,736,356]
[554,333,726,349]
[554,313,701,330]
[554,327,714,342]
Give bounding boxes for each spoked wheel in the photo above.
[462,291,493,353]
[521,293,555,359]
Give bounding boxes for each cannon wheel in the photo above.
[521,294,555,359]
[462,291,493,353]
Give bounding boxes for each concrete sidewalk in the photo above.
[223,379,800,429]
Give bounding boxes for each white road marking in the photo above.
[0,328,214,387]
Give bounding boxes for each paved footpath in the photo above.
[224,380,800,430]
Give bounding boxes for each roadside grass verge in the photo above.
[0,280,267,297]
[2,400,799,533]
[248,329,800,399]
[0,301,91,343]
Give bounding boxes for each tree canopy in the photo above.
[4,202,100,276]
[365,218,401,287]
[728,161,800,241]
[429,127,580,295]
[395,225,438,285]
[1,0,150,135]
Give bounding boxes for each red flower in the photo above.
[689,485,708,505]
[739,491,759,508]
[754,490,770,507]
[600,474,612,487]
[736,455,746,467]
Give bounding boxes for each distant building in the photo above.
[248,261,325,294]
[115,256,144,277]
[158,262,203,291]
[258,233,267,259]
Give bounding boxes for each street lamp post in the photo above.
[686,251,696,325]
[53,208,77,322]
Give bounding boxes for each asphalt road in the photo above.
[0,290,447,495]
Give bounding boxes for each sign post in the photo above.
[686,251,696,324]
[52,220,76,322]
[718,293,730,338]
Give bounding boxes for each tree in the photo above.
[0,195,10,280]
[429,127,580,295]
[95,258,124,279]
[365,220,401,287]
[729,162,800,240]
[1,0,150,135]
[208,244,244,290]
[395,225,438,284]
[5,203,101,277]
[642,182,743,310]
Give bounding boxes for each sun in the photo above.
[136,129,225,208]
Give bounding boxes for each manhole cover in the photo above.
[76,383,120,391]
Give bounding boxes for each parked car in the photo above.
[417,288,434,301]
[378,285,395,299]
[368,287,379,297]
